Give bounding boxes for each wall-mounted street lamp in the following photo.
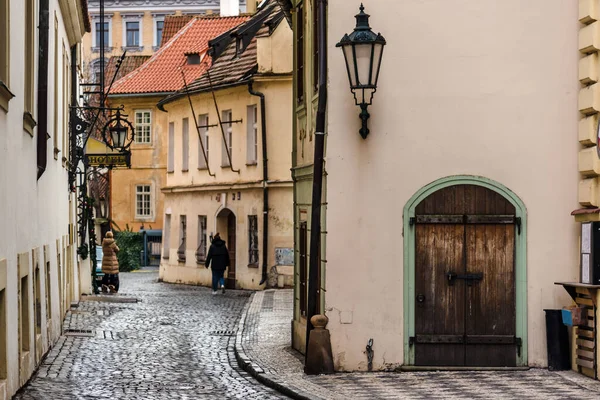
[102,108,135,151]
[336,4,386,139]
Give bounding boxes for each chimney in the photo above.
[220,0,240,17]
[247,0,257,14]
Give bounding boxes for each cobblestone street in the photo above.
[14,269,286,400]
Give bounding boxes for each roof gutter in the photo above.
[248,81,269,286]
[158,79,252,111]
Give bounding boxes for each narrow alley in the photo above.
[13,270,286,400]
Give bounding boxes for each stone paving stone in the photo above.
[14,270,287,400]
[237,289,600,400]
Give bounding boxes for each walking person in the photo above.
[101,231,120,293]
[205,233,229,294]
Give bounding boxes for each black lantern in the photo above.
[102,108,135,152]
[336,3,386,139]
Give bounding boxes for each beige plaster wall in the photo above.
[159,78,293,289]
[325,0,580,370]
[0,0,83,397]
[108,97,167,232]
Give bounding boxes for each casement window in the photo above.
[95,22,109,48]
[92,15,112,49]
[168,122,174,172]
[296,3,304,103]
[313,3,319,92]
[163,214,171,259]
[0,0,12,112]
[196,216,207,263]
[134,110,151,144]
[23,0,36,133]
[126,21,140,47]
[247,105,258,164]
[178,215,187,262]
[198,114,209,169]
[248,215,259,266]
[221,110,233,167]
[182,118,189,171]
[155,19,164,47]
[135,185,152,218]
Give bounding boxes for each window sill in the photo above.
[248,263,259,268]
[167,170,174,174]
[221,164,231,168]
[197,166,208,171]
[0,81,15,112]
[23,112,37,137]
[132,143,153,148]
[54,148,61,160]
[246,161,257,166]
[121,46,144,52]
[182,169,189,173]
[92,47,114,53]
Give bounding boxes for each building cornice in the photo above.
[162,180,293,193]
[88,0,246,12]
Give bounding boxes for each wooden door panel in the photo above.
[415,224,466,366]
[465,224,516,366]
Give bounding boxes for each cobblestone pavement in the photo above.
[15,269,287,400]
[237,289,600,400]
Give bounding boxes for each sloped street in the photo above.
[14,270,286,400]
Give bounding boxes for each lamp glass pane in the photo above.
[342,44,357,87]
[355,42,372,86]
[371,43,384,86]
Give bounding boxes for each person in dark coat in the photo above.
[205,233,230,294]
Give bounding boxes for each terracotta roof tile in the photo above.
[109,15,249,95]
[159,1,284,106]
[104,55,151,88]
[160,15,195,47]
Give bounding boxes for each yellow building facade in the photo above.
[158,2,294,290]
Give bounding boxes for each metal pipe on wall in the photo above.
[305,0,328,358]
[248,82,269,285]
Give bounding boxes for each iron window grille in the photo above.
[196,215,207,263]
[248,215,259,266]
[178,215,187,262]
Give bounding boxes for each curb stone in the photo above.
[234,292,324,400]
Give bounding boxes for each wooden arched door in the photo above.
[413,184,519,367]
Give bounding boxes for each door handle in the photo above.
[416,293,425,303]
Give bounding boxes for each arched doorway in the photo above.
[403,176,527,367]
[216,208,236,289]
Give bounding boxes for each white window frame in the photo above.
[122,14,143,48]
[134,110,152,144]
[221,110,233,167]
[91,15,113,48]
[135,184,153,219]
[182,117,189,171]
[168,122,175,172]
[247,105,258,164]
[153,15,165,48]
[198,114,209,169]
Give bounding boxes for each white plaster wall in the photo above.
[325,0,580,370]
[0,0,84,397]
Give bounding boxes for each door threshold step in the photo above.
[400,366,530,372]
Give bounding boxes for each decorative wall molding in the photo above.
[88,0,246,11]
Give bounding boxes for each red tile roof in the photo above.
[160,15,195,47]
[104,55,151,88]
[109,15,249,95]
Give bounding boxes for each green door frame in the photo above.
[403,175,528,366]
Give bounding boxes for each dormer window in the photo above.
[186,53,201,65]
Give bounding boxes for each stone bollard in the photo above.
[304,314,335,375]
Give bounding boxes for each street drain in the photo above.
[209,330,236,336]
[64,329,95,337]
[235,292,252,298]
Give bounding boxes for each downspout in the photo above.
[305,0,328,357]
[248,81,269,285]
[36,0,50,180]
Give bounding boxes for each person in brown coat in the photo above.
[101,231,120,293]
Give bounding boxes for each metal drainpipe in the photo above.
[248,81,269,285]
[36,0,50,180]
[305,0,328,359]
